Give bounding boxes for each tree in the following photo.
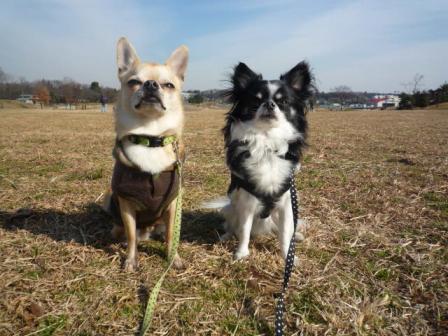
[90,81,101,92]
[398,92,413,110]
[436,83,448,104]
[34,84,51,108]
[61,78,81,109]
[0,75,117,103]
[0,67,10,83]
[188,93,204,104]
[411,74,424,94]
[331,85,353,109]
[402,73,424,94]
[413,91,429,108]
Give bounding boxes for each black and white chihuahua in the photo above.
[206,61,313,261]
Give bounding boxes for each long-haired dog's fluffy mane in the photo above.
[213,61,315,260]
[222,61,315,160]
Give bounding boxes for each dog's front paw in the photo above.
[123,258,138,272]
[233,248,250,261]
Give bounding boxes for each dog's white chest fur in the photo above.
[121,141,175,174]
[230,121,300,195]
[115,108,181,174]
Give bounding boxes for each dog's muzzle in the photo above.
[260,100,276,119]
[135,80,166,110]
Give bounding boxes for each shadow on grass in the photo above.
[0,203,115,250]
[0,205,225,249]
[181,210,224,244]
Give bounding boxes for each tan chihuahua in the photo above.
[103,37,188,271]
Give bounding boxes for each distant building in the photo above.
[181,91,195,100]
[371,95,400,108]
[330,103,342,110]
[16,94,38,104]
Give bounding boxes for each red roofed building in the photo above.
[371,95,401,108]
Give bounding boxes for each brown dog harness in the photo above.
[108,134,181,228]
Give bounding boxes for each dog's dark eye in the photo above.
[278,98,288,105]
[162,83,175,89]
[275,95,288,105]
[252,93,263,103]
[127,79,142,87]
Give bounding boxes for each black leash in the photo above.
[274,171,299,335]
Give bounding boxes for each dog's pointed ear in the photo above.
[117,37,139,78]
[280,61,311,93]
[166,45,189,81]
[232,62,261,92]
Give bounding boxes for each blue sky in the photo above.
[1,0,447,92]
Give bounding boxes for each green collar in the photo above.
[125,134,177,147]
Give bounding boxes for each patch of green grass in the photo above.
[298,169,327,189]
[32,245,40,257]
[35,162,66,176]
[66,168,104,181]
[343,204,365,217]
[308,178,324,189]
[424,192,448,217]
[220,315,260,335]
[139,239,166,259]
[25,270,43,280]
[306,247,333,265]
[178,301,203,328]
[204,174,227,192]
[302,154,312,163]
[338,229,353,242]
[37,315,67,336]
[119,304,136,318]
[292,286,326,324]
[399,226,422,239]
[365,260,396,282]
[336,169,347,183]
[375,249,391,258]
[219,296,273,336]
[205,279,244,303]
[434,247,448,264]
[432,221,448,231]
[345,247,359,257]
[374,268,395,281]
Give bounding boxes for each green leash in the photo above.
[139,161,182,336]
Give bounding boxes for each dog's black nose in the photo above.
[266,100,276,111]
[143,80,159,91]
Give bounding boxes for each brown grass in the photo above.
[426,102,448,110]
[0,105,447,335]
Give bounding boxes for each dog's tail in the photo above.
[200,196,230,210]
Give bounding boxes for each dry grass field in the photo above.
[0,105,447,336]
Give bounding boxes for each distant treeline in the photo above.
[184,89,382,105]
[398,83,448,109]
[0,67,118,105]
[2,67,446,109]
[184,82,448,109]
[0,79,118,104]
